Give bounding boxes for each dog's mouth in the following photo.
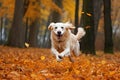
[57,34,62,37]
[57,34,62,38]
[56,31,63,38]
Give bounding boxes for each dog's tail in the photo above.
[75,27,86,40]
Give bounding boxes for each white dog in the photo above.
[48,22,86,61]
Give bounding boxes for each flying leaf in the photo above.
[25,42,29,48]
[86,13,92,16]
[85,26,91,29]
[81,11,84,14]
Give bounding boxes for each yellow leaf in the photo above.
[25,42,29,48]
[81,12,84,14]
[86,13,92,16]
[40,56,45,60]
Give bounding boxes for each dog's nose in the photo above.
[57,31,61,35]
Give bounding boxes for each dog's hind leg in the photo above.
[73,42,81,56]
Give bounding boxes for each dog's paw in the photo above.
[56,58,62,62]
[58,55,63,59]
[56,55,62,62]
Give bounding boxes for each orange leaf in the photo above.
[85,26,91,29]
[109,71,116,75]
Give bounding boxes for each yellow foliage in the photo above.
[63,0,75,21]
[41,0,62,14]
[25,1,41,20]
[0,0,15,18]
[63,0,83,23]
[0,0,83,24]
[40,8,50,21]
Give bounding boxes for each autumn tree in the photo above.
[103,0,113,53]
[80,0,95,54]
[7,0,25,48]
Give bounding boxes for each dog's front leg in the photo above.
[59,48,70,58]
[51,47,62,61]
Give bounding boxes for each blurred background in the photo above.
[0,0,119,52]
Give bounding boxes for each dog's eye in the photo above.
[61,27,64,29]
[55,27,57,29]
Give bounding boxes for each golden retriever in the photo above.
[48,22,86,61]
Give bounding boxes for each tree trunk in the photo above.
[25,18,29,43]
[74,0,79,34]
[103,0,113,53]
[94,0,103,35]
[80,0,95,54]
[0,17,3,44]
[29,18,39,47]
[8,0,25,48]
[23,0,29,16]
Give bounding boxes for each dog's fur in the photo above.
[48,22,86,61]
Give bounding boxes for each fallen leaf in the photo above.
[101,60,106,65]
[40,56,45,60]
[109,71,116,75]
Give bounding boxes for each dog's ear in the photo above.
[48,22,54,30]
[65,22,75,30]
[69,26,75,30]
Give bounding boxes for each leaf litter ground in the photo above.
[0,46,120,80]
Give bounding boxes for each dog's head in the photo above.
[48,22,75,37]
